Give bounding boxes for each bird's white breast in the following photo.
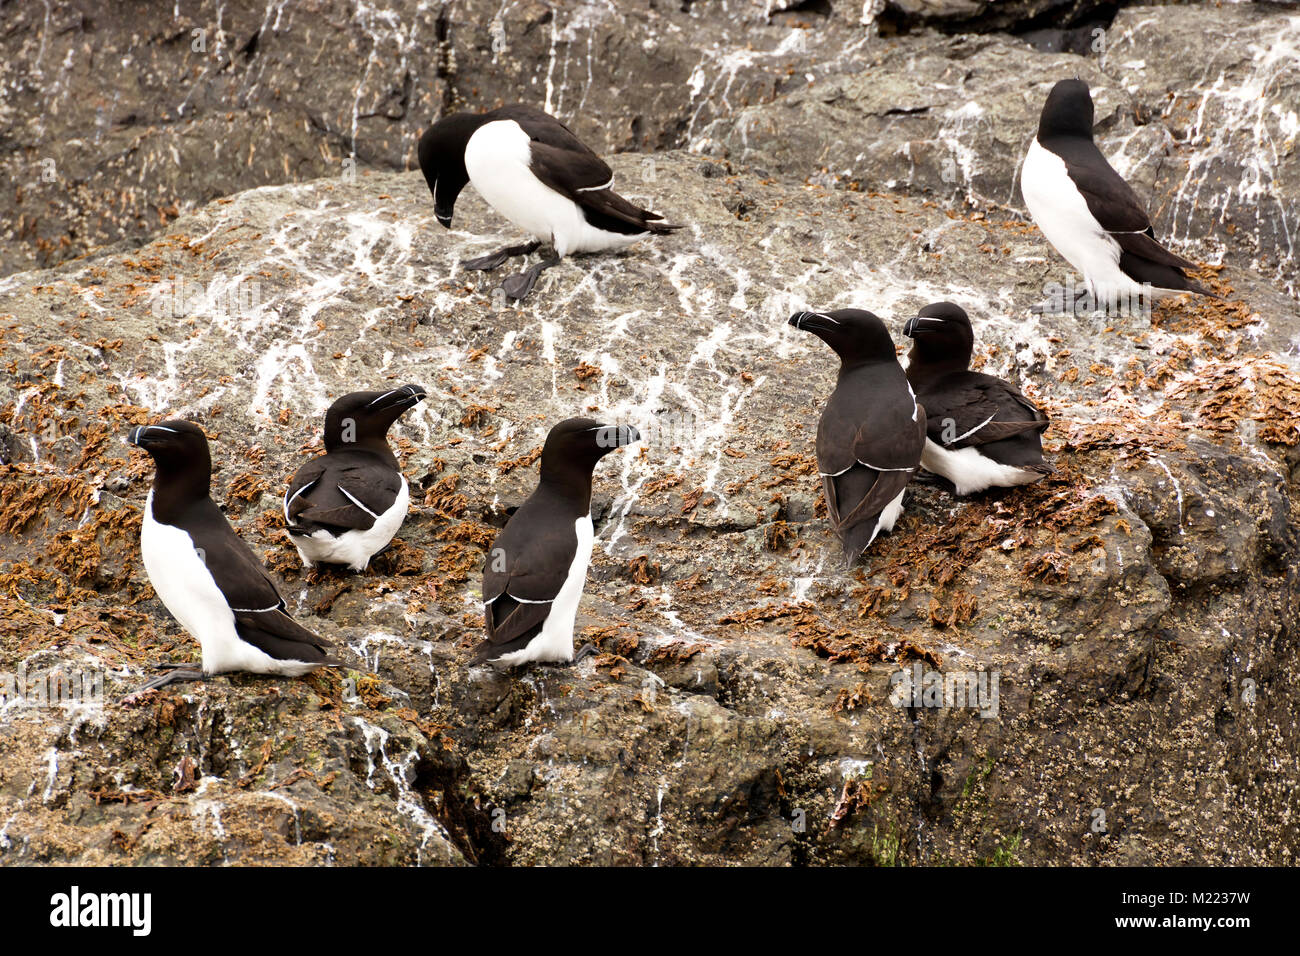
[290,476,409,572]
[140,491,243,674]
[921,439,1043,496]
[463,120,646,257]
[1021,139,1132,298]
[496,514,594,666]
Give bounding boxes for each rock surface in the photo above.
[704,3,1300,295]
[1,135,1298,864]
[0,0,849,275]
[10,1,1289,290]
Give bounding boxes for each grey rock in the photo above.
[0,147,1297,864]
[703,4,1300,294]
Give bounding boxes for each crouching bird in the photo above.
[473,418,640,667]
[126,421,337,695]
[789,309,926,564]
[903,302,1052,495]
[283,384,426,571]
[419,104,682,300]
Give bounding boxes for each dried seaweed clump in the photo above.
[1167,359,1300,447]
[861,460,1116,621]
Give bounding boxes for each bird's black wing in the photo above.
[1049,137,1151,233]
[501,107,680,236]
[817,379,925,535]
[188,510,335,663]
[925,375,1049,450]
[285,457,402,533]
[1051,137,1201,273]
[527,142,682,236]
[476,501,576,657]
[827,409,927,532]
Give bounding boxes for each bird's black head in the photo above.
[418,113,487,228]
[127,419,213,497]
[903,301,975,372]
[539,417,640,497]
[323,384,427,456]
[1038,78,1095,141]
[789,308,898,368]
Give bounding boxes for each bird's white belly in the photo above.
[141,491,306,676]
[497,514,594,666]
[921,439,1043,495]
[290,477,409,572]
[868,488,907,548]
[464,120,646,257]
[1021,139,1139,300]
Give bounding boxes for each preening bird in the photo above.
[903,302,1052,495]
[789,309,926,563]
[419,104,682,299]
[127,421,336,694]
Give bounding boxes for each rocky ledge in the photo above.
[1,1,1298,866]
[1,139,1297,864]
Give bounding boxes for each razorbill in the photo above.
[284,384,426,571]
[473,418,640,667]
[127,421,337,693]
[1021,78,1213,311]
[419,104,682,299]
[903,302,1052,495]
[789,309,926,563]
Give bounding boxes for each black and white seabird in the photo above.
[1021,78,1213,309]
[903,302,1052,495]
[473,417,640,667]
[283,384,427,572]
[789,309,926,563]
[127,421,337,693]
[419,104,682,300]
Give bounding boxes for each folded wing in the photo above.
[192,518,336,663]
[475,506,577,660]
[1053,137,1210,291]
[504,107,682,236]
[925,376,1049,450]
[285,457,403,533]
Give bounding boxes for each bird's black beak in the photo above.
[127,425,154,447]
[596,424,640,450]
[788,311,839,335]
[902,316,942,338]
[396,383,428,406]
[369,383,428,411]
[435,209,453,229]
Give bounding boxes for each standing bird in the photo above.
[789,309,926,563]
[1021,78,1212,311]
[127,421,336,694]
[903,302,1052,495]
[284,384,426,572]
[473,418,640,667]
[419,104,682,300]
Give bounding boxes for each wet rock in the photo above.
[704,4,1300,293]
[0,145,1297,864]
[0,0,864,276]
